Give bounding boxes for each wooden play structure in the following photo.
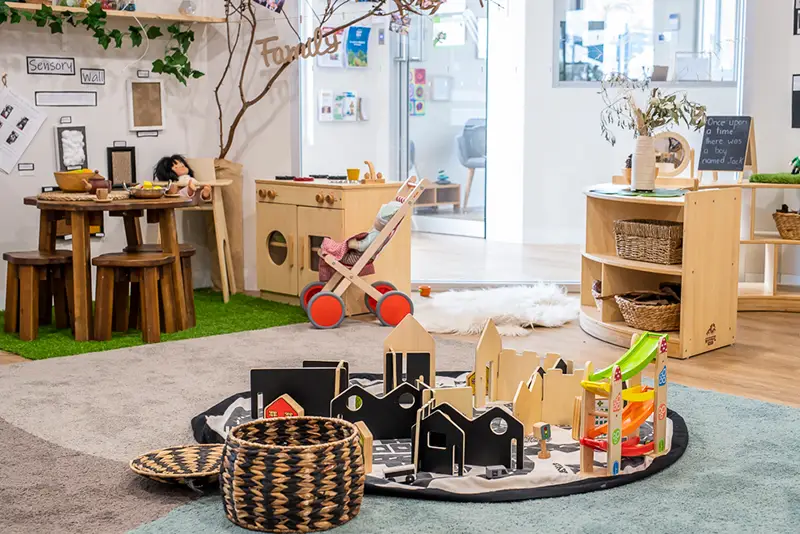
[578,333,669,477]
[247,317,670,481]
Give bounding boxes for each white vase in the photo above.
[631,135,656,191]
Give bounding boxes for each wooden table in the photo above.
[24,196,193,341]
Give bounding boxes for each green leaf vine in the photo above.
[0,2,203,85]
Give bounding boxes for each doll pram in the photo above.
[300,177,427,329]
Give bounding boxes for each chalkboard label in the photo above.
[698,116,752,171]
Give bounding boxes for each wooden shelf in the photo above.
[580,305,681,357]
[582,184,740,359]
[584,189,686,207]
[699,181,800,189]
[738,283,800,312]
[582,252,682,276]
[742,239,800,245]
[5,2,225,24]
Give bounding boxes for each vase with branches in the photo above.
[599,73,707,190]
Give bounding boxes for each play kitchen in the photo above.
[255,167,412,317]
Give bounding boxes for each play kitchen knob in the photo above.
[258,189,266,199]
[316,192,325,203]
[266,190,277,200]
[325,194,335,205]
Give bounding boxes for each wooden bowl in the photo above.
[54,171,92,192]
[130,188,166,199]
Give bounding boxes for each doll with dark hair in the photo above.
[154,155,211,201]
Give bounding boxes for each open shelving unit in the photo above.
[5,2,226,24]
[699,181,800,311]
[580,186,742,359]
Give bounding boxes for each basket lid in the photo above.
[129,444,223,484]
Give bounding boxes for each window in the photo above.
[556,0,741,83]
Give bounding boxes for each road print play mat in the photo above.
[192,373,687,502]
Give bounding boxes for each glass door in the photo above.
[392,0,489,283]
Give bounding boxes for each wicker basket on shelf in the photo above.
[613,288,681,332]
[614,219,683,265]
[221,416,365,533]
[591,280,602,310]
[773,211,800,240]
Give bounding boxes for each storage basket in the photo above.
[591,280,602,311]
[129,444,223,488]
[221,416,365,533]
[773,212,800,240]
[614,219,683,265]
[615,294,680,332]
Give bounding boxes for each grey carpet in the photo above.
[130,384,800,534]
[0,320,474,463]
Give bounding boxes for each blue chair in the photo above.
[456,119,487,210]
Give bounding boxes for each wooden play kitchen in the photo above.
[580,185,741,359]
[255,179,411,315]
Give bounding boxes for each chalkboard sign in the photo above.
[698,116,753,172]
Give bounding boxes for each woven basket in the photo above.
[221,417,365,533]
[614,219,683,265]
[615,295,680,332]
[773,212,800,240]
[129,444,223,487]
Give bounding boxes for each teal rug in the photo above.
[130,384,800,534]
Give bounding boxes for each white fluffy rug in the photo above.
[413,285,580,336]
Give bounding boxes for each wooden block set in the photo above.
[248,315,668,480]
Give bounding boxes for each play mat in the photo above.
[192,372,688,502]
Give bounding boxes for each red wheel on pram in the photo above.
[300,281,326,311]
[307,292,346,329]
[375,291,414,327]
[364,281,397,315]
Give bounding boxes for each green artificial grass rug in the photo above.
[0,289,308,360]
[750,173,800,184]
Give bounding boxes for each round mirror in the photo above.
[654,131,690,177]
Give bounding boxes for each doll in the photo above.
[153,155,211,201]
[347,201,402,252]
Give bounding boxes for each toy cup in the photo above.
[346,168,360,182]
[96,188,109,200]
[419,285,432,298]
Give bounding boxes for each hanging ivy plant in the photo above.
[0,2,203,85]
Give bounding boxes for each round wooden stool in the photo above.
[123,243,197,327]
[92,253,175,344]
[3,250,73,341]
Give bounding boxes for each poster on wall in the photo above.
[346,26,371,67]
[54,125,89,172]
[409,68,426,116]
[316,28,345,68]
[318,90,334,122]
[333,92,358,121]
[254,0,285,13]
[0,88,46,174]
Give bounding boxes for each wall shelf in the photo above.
[581,185,741,359]
[5,2,225,24]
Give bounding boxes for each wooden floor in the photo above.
[412,233,581,282]
[439,311,800,408]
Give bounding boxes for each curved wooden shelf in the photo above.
[6,2,225,24]
[579,306,682,358]
[584,189,686,207]
[741,239,800,245]
[738,283,800,312]
[582,252,682,276]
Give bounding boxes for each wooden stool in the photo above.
[92,253,175,343]
[124,243,197,328]
[4,250,73,341]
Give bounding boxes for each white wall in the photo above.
[740,0,800,283]
[299,1,391,177]
[0,0,217,302]
[520,0,738,246]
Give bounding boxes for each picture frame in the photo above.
[54,125,88,172]
[106,146,137,188]
[127,79,166,132]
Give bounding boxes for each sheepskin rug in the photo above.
[413,285,579,336]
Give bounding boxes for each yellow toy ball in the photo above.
[143,181,153,189]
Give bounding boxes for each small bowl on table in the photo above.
[126,184,166,200]
[54,170,94,192]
